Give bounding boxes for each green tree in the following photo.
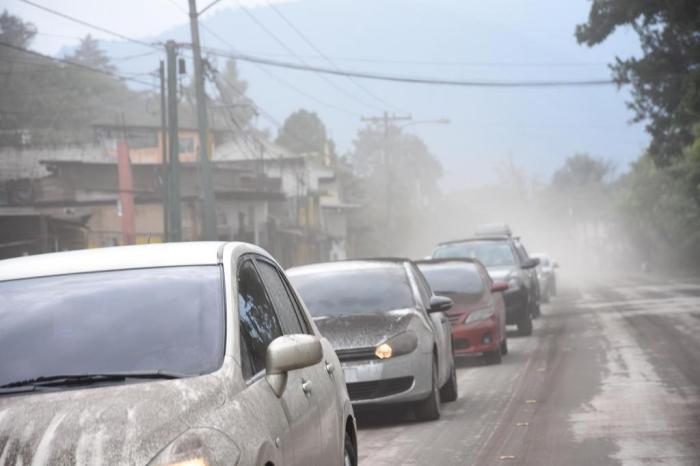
[276,109,329,155]
[68,34,115,72]
[347,123,442,255]
[0,9,36,47]
[213,58,256,132]
[576,0,700,165]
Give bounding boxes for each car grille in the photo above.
[335,347,377,362]
[346,376,414,401]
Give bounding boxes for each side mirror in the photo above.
[491,281,509,293]
[266,334,322,397]
[522,258,539,269]
[429,295,453,313]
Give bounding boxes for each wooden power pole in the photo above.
[188,0,217,241]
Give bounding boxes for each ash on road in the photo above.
[357,275,700,465]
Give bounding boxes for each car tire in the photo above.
[517,312,533,336]
[484,347,502,364]
[440,360,458,402]
[500,336,508,355]
[415,357,441,421]
[343,430,357,466]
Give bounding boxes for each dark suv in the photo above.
[432,236,540,335]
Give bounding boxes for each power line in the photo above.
[265,0,404,113]
[19,0,162,50]
[191,19,361,117]
[232,0,372,113]
[0,41,159,88]
[205,48,616,88]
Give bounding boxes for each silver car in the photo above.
[287,259,458,421]
[0,242,356,466]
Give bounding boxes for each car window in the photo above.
[0,266,225,387]
[256,258,308,335]
[237,258,283,380]
[418,262,484,295]
[433,240,517,267]
[288,264,415,317]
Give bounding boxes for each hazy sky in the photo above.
[4,0,648,189]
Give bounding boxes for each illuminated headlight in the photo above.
[166,460,208,466]
[375,331,418,359]
[465,308,495,324]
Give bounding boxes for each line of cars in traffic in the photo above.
[0,223,557,465]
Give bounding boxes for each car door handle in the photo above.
[325,362,335,375]
[301,379,312,395]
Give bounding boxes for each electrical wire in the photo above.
[192,20,361,117]
[265,0,404,113]
[205,48,617,88]
[19,0,162,50]
[231,0,372,114]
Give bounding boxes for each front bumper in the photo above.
[503,287,528,324]
[339,350,432,406]
[451,316,501,355]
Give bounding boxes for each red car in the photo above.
[416,259,508,364]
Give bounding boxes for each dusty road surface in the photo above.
[356,275,700,465]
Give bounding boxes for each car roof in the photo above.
[415,258,481,268]
[437,236,513,246]
[287,258,408,276]
[0,242,230,282]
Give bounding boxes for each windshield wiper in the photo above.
[0,369,187,390]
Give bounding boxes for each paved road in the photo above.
[356,275,700,465]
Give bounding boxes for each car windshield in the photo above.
[289,264,414,317]
[433,241,516,268]
[418,263,484,295]
[0,266,224,387]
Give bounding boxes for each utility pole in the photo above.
[360,112,411,250]
[188,0,217,241]
[159,60,169,241]
[166,40,182,242]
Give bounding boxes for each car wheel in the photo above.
[343,430,357,466]
[500,336,508,355]
[517,312,533,336]
[484,347,502,364]
[439,360,458,402]
[415,356,441,421]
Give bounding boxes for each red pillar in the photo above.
[117,141,135,245]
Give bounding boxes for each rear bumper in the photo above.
[340,351,432,406]
[451,316,501,355]
[504,287,528,324]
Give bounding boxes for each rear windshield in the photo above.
[0,266,224,387]
[289,265,414,317]
[433,240,516,267]
[418,263,484,295]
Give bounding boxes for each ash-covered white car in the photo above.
[0,242,356,466]
[287,259,458,421]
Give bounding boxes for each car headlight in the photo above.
[375,331,418,359]
[147,429,240,466]
[465,308,495,324]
